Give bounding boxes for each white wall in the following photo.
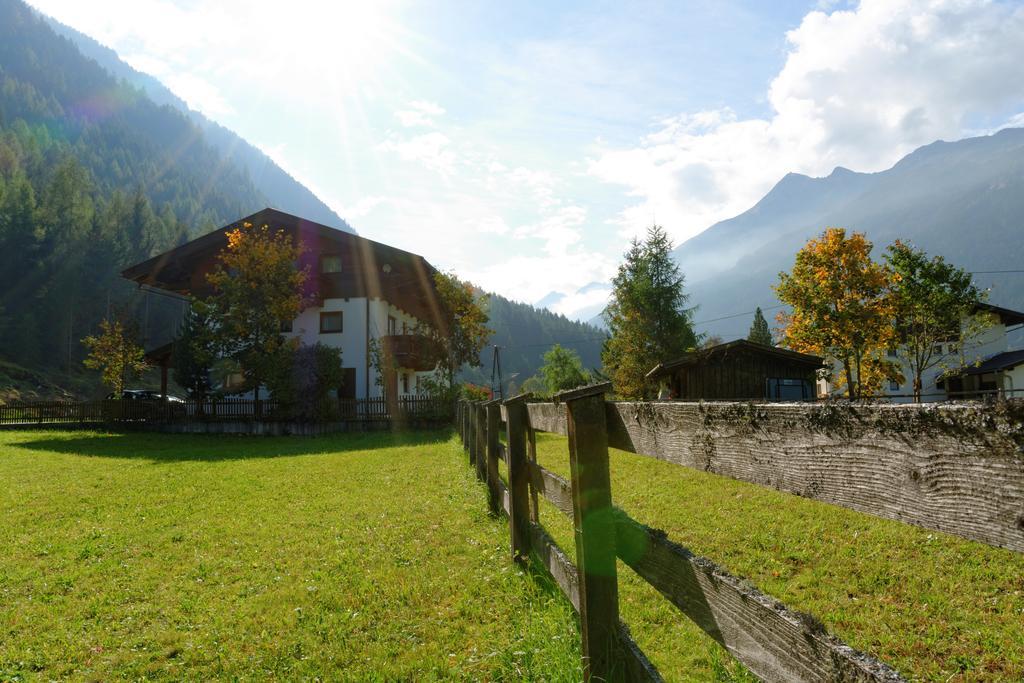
[1005,364,1024,397]
[884,321,1009,402]
[285,297,370,399]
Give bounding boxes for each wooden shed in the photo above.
[646,339,825,401]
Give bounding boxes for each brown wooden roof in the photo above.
[647,339,825,380]
[122,207,445,326]
[972,302,1024,327]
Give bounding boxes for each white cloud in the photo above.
[378,132,457,175]
[513,205,587,256]
[395,100,446,127]
[341,195,389,219]
[591,0,1024,246]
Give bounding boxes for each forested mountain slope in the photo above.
[0,0,278,385]
[462,294,606,391]
[41,13,355,232]
[0,0,603,397]
[675,128,1024,340]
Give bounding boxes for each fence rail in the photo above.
[525,399,1024,553]
[452,391,1024,680]
[0,396,451,428]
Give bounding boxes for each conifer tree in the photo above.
[602,225,698,398]
[747,307,773,346]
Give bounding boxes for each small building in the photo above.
[122,207,443,401]
[646,339,824,401]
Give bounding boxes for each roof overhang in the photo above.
[647,339,826,380]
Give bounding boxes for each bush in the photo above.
[265,343,344,421]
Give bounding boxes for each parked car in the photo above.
[103,390,185,419]
[106,389,185,403]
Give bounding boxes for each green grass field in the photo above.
[3,427,1022,681]
[0,429,580,681]
[519,431,1024,682]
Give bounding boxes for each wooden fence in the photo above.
[457,388,1024,682]
[0,396,450,428]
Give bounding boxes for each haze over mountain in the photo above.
[672,127,1024,341]
[39,12,355,233]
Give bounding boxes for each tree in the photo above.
[602,225,698,399]
[205,222,308,405]
[423,271,492,395]
[172,301,218,401]
[82,318,148,395]
[748,307,773,346]
[884,241,985,402]
[775,228,899,399]
[540,344,589,395]
[264,342,344,420]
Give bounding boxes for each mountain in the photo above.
[40,12,355,233]
[462,293,606,391]
[675,128,1024,340]
[0,0,601,398]
[534,280,613,326]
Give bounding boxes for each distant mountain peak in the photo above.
[673,128,1024,340]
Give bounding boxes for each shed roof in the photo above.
[646,339,826,380]
[955,349,1024,376]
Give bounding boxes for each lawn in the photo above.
[0,429,580,681]
[518,431,1024,682]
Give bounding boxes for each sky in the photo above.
[27,0,1024,321]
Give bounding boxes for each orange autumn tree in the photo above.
[774,228,901,399]
[205,222,308,405]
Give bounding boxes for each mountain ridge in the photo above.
[673,127,1024,340]
[39,11,356,233]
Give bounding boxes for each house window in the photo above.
[932,343,943,355]
[402,321,408,335]
[402,373,410,394]
[887,347,897,357]
[320,254,342,274]
[387,315,397,335]
[279,319,293,333]
[889,380,900,391]
[320,311,343,333]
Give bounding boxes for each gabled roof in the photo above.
[972,302,1024,327]
[121,208,444,324]
[646,339,825,380]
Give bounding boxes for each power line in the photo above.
[500,302,789,351]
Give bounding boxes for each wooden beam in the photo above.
[529,461,574,520]
[561,383,623,682]
[615,513,905,682]
[486,400,501,515]
[505,395,532,564]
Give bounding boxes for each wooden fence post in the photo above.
[458,401,465,446]
[475,402,487,483]
[485,399,502,514]
[560,382,623,683]
[504,393,532,563]
[468,401,477,466]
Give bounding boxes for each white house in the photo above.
[819,302,1024,402]
[123,208,443,400]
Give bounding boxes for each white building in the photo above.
[123,208,443,400]
[819,302,1024,402]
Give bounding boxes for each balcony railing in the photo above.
[380,334,441,371]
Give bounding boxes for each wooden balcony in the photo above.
[380,334,441,371]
